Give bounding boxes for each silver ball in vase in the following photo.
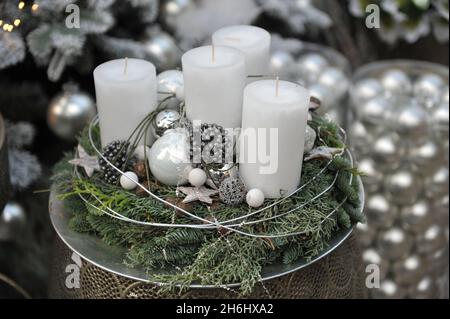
[430,102,449,133]
[371,133,404,172]
[308,83,334,110]
[442,87,449,104]
[304,125,317,153]
[0,202,26,240]
[414,73,446,108]
[352,78,384,104]
[380,69,412,97]
[357,158,383,193]
[378,227,413,261]
[425,166,449,199]
[348,121,374,155]
[356,222,375,248]
[157,70,184,110]
[392,255,427,286]
[160,0,193,31]
[408,276,435,299]
[47,89,96,141]
[400,200,434,234]
[425,247,448,274]
[408,140,442,174]
[142,30,182,71]
[416,224,447,255]
[393,98,429,142]
[270,51,296,80]
[371,279,407,299]
[359,96,392,125]
[148,129,192,186]
[297,53,329,84]
[152,109,181,139]
[317,67,349,101]
[384,170,423,206]
[365,194,397,229]
[362,248,389,280]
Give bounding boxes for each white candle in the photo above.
[182,45,246,128]
[212,25,271,79]
[239,79,310,198]
[94,58,157,147]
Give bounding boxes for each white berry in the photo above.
[246,189,265,208]
[188,168,207,188]
[120,172,139,190]
[134,145,151,161]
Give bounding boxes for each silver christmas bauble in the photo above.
[380,69,412,97]
[358,158,383,193]
[425,166,449,199]
[414,73,446,108]
[47,90,96,141]
[425,247,448,274]
[365,194,397,229]
[371,279,407,299]
[148,129,192,186]
[152,109,181,139]
[157,70,184,110]
[442,87,449,104]
[352,78,384,104]
[317,67,349,100]
[308,83,333,109]
[371,133,404,172]
[207,163,237,188]
[378,227,413,260]
[142,30,182,71]
[408,140,442,173]
[348,121,374,155]
[400,200,434,234]
[356,222,376,248]
[392,255,427,285]
[270,51,296,80]
[304,125,317,153]
[384,170,423,205]
[416,224,447,255]
[408,276,435,299]
[362,248,389,280]
[393,98,429,141]
[297,53,329,84]
[160,0,193,31]
[0,202,26,240]
[430,102,449,132]
[359,96,392,125]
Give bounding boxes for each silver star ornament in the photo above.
[69,145,100,177]
[177,186,219,205]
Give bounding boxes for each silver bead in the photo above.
[47,90,96,141]
[152,110,181,139]
[371,133,404,172]
[371,279,407,299]
[442,87,449,104]
[359,96,392,125]
[270,51,296,80]
[384,170,423,205]
[160,0,193,31]
[157,70,184,109]
[380,69,412,97]
[0,202,26,240]
[297,53,329,84]
[414,73,446,108]
[348,121,373,155]
[356,222,375,248]
[304,125,317,153]
[431,102,449,132]
[408,276,435,299]
[408,140,442,173]
[378,227,413,260]
[358,158,383,193]
[365,194,397,229]
[148,130,192,186]
[142,30,182,71]
[317,67,349,100]
[425,166,449,199]
[416,224,447,255]
[362,248,389,280]
[352,78,384,104]
[394,98,429,141]
[392,255,426,285]
[400,200,434,234]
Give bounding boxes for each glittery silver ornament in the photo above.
[148,130,192,186]
[160,0,193,31]
[400,200,434,234]
[408,140,442,173]
[384,170,423,205]
[270,51,296,80]
[392,255,427,285]
[317,67,350,100]
[0,202,26,240]
[348,121,374,155]
[219,176,247,206]
[414,73,446,108]
[394,99,429,141]
[425,166,449,199]
[380,69,412,97]
[371,279,407,299]
[47,89,96,141]
[408,276,435,299]
[157,70,184,110]
[362,248,389,280]
[365,194,397,229]
[378,227,413,260]
[142,30,182,71]
[308,83,333,109]
[371,133,404,172]
[359,96,392,125]
[431,102,449,132]
[304,125,317,153]
[352,78,384,104]
[416,224,447,255]
[206,163,237,188]
[297,53,329,84]
[357,158,383,193]
[356,222,376,248]
[152,110,181,139]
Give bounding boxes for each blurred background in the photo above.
[0,0,448,299]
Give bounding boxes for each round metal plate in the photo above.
[49,177,364,289]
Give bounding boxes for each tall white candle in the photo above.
[239,80,310,198]
[212,25,271,79]
[94,58,157,147]
[182,45,246,128]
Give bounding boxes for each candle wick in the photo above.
[276,76,280,97]
[212,45,216,63]
[124,57,129,76]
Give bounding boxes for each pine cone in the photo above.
[99,140,130,184]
